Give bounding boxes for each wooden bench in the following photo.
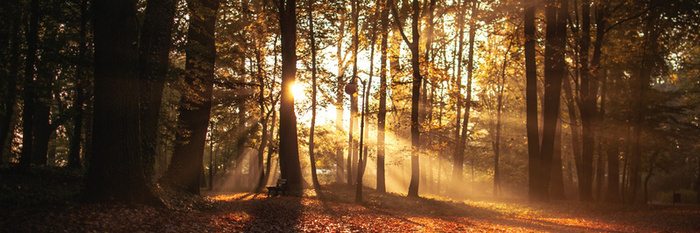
[266,179,287,197]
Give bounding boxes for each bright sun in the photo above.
[291,82,305,100]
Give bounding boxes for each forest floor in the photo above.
[2,168,700,232]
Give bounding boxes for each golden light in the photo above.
[291,82,305,100]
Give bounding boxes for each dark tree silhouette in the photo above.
[20,0,40,170]
[163,0,220,195]
[67,0,89,169]
[278,0,304,196]
[84,0,160,204]
[139,0,179,179]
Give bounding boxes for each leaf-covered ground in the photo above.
[2,169,699,232]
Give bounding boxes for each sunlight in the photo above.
[291,82,305,101]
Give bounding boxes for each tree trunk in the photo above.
[163,0,220,195]
[84,0,160,204]
[550,117,566,199]
[407,0,422,198]
[577,0,596,202]
[356,10,378,201]
[494,39,513,197]
[458,1,478,188]
[277,0,303,195]
[348,0,360,185]
[631,8,659,204]
[538,0,568,202]
[67,0,90,169]
[31,69,51,166]
[376,0,389,194]
[308,0,321,191]
[563,74,584,195]
[138,0,178,179]
[255,45,269,191]
[451,0,465,185]
[524,4,541,202]
[265,108,277,185]
[0,2,22,161]
[20,0,40,170]
[605,142,620,203]
[335,7,347,185]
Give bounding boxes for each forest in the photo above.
[1,0,699,231]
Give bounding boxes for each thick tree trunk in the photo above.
[163,0,219,195]
[538,0,568,202]
[31,77,51,166]
[138,0,178,179]
[524,4,541,202]
[277,0,304,195]
[578,0,595,202]
[85,0,160,204]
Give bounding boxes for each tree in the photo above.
[308,0,321,191]
[530,0,568,202]
[67,0,90,169]
[278,0,304,196]
[390,0,422,198]
[376,0,389,193]
[20,0,40,170]
[84,0,160,204]
[0,0,22,162]
[163,0,220,195]
[348,0,360,185]
[524,1,540,202]
[138,0,179,179]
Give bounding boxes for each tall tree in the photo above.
[334,0,349,184]
[535,0,568,202]
[67,0,90,169]
[277,0,304,195]
[455,0,479,188]
[391,0,422,198]
[451,0,466,184]
[308,0,321,191]
[348,0,360,185]
[524,2,541,202]
[630,7,659,204]
[376,0,389,193]
[163,0,220,195]
[577,0,595,202]
[0,0,22,161]
[139,0,179,178]
[84,0,160,204]
[20,0,41,169]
